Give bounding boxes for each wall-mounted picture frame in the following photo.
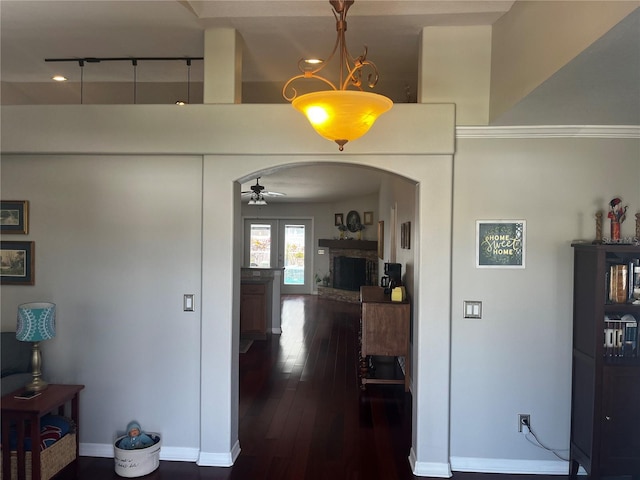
[0,200,29,234]
[334,213,344,226]
[377,221,384,259]
[476,220,526,268]
[401,222,411,249]
[0,241,35,285]
[363,211,373,225]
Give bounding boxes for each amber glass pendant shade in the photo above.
[292,90,392,151]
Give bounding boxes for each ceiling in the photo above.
[0,0,516,103]
[1,1,638,203]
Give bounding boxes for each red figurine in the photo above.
[607,197,627,240]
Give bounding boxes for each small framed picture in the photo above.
[476,220,526,268]
[0,241,35,285]
[401,222,411,249]
[363,211,373,225]
[335,213,344,226]
[0,200,29,234]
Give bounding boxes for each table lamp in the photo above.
[17,302,56,392]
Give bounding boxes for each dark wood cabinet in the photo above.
[2,384,84,480]
[359,286,410,391]
[241,282,267,338]
[570,244,640,479]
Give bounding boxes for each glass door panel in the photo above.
[279,220,312,294]
[249,223,272,267]
[244,219,277,268]
[283,224,305,285]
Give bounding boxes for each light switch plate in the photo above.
[183,294,195,312]
[463,300,482,319]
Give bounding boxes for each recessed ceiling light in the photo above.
[175,100,186,106]
[304,58,323,65]
[52,75,67,82]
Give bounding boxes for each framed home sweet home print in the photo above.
[476,220,526,268]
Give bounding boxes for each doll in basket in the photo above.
[119,421,155,450]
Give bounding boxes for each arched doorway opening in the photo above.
[200,152,454,477]
[234,162,420,457]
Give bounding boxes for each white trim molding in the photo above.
[197,440,241,467]
[409,448,453,478]
[450,456,585,475]
[80,443,199,462]
[456,125,640,139]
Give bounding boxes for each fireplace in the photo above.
[333,256,366,291]
[317,239,378,303]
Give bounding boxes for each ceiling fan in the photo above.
[241,177,286,205]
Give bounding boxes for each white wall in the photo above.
[490,1,638,121]
[0,103,456,474]
[0,155,204,457]
[419,26,492,125]
[450,136,640,472]
[3,104,637,476]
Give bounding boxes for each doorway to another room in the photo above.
[244,218,313,295]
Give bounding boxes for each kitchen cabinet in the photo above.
[241,282,267,338]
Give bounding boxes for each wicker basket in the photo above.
[113,433,161,478]
[0,432,76,480]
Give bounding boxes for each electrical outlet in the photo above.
[518,414,530,433]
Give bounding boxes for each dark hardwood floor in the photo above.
[70,295,570,480]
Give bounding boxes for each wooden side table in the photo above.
[1,384,84,480]
[359,286,411,391]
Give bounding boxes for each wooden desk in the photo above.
[2,384,84,480]
[359,286,410,391]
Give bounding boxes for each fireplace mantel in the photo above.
[318,239,377,250]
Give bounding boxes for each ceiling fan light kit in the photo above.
[283,0,393,151]
[248,194,267,205]
[242,177,285,205]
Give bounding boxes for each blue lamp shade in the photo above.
[17,302,56,342]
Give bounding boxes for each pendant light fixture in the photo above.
[283,0,393,151]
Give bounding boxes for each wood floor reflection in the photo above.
[71,295,570,480]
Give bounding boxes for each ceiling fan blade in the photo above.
[263,191,286,197]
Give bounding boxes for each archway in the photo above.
[199,154,454,477]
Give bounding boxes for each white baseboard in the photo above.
[408,448,453,477]
[80,442,199,462]
[450,456,584,475]
[79,443,112,458]
[197,440,240,467]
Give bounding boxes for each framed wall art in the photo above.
[0,200,29,234]
[363,211,373,225]
[401,222,411,249]
[476,220,526,268]
[377,221,384,259]
[334,213,344,226]
[1,241,35,285]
